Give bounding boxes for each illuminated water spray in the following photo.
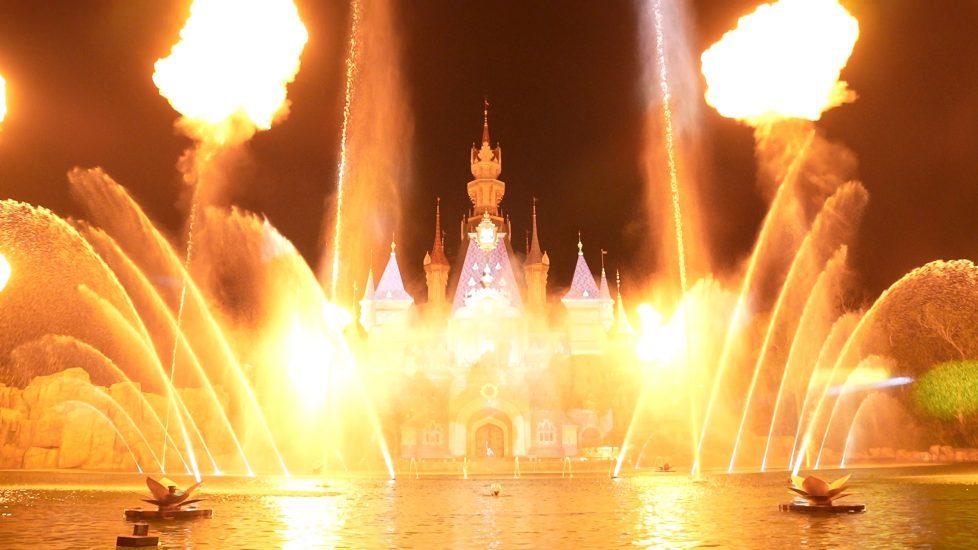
[329,0,362,300]
[614,0,695,478]
[154,0,309,477]
[692,0,858,475]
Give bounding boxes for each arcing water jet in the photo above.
[153,0,308,476]
[692,0,860,475]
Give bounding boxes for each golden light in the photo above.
[836,365,891,393]
[0,73,7,126]
[322,302,353,332]
[635,303,684,366]
[285,319,332,411]
[701,0,859,125]
[153,0,308,141]
[0,253,10,292]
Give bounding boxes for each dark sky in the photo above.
[0,1,976,301]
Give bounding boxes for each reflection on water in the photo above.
[273,494,345,549]
[1,466,978,548]
[632,479,698,547]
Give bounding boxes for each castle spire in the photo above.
[482,97,490,145]
[611,270,634,335]
[430,197,448,265]
[598,250,612,301]
[527,197,545,264]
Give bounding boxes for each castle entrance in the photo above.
[474,423,505,458]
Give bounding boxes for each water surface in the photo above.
[1,465,977,548]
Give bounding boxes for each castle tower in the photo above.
[466,99,505,232]
[561,237,607,354]
[424,198,451,310]
[523,199,549,315]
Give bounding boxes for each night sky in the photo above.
[0,1,975,302]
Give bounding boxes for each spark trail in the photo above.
[614,0,694,478]
[650,0,698,474]
[330,0,362,301]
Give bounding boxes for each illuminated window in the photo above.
[537,419,556,445]
[423,421,443,446]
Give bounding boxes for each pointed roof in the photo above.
[527,198,545,265]
[611,270,635,335]
[375,242,413,302]
[361,268,375,301]
[598,250,612,301]
[563,236,600,301]
[451,236,523,312]
[429,197,449,265]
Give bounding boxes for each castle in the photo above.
[356,105,637,460]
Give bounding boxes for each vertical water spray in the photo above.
[162,191,200,472]
[329,0,361,300]
[614,0,696,478]
[652,0,700,476]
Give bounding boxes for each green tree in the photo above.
[914,360,978,427]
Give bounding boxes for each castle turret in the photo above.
[523,199,549,315]
[364,241,413,330]
[424,198,451,310]
[561,237,607,354]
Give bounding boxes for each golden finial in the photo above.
[390,238,396,254]
[577,231,583,256]
[616,269,622,294]
[482,97,490,144]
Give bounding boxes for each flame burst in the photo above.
[701,0,859,124]
[153,0,309,143]
[0,253,10,292]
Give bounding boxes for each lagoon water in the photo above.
[1,465,977,548]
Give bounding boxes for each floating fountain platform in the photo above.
[126,477,212,520]
[781,473,865,513]
[125,507,213,520]
[779,501,865,514]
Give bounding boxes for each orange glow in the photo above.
[153,0,308,142]
[701,0,858,125]
[0,74,7,126]
[0,253,10,292]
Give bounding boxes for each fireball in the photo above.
[701,0,859,125]
[153,0,308,142]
